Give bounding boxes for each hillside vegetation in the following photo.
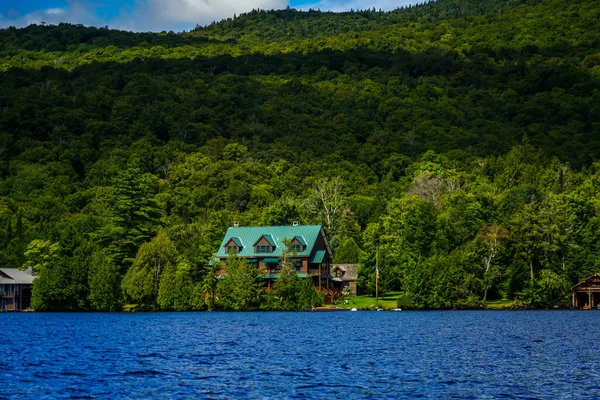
[0,0,599,310]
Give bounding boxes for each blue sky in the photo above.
[0,0,417,32]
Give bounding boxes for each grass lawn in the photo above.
[333,291,402,310]
[485,299,517,309]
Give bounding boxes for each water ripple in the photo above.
[2,311,600,398]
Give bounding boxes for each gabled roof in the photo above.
[0,268,36,285]
[227,237,243,247]
[294,236,307,246]
[571,274,600,291]
[216,225,325,258]
[254,234,276,247]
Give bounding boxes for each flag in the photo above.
[375,246,379,279]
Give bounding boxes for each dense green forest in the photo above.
[1,0,600,310]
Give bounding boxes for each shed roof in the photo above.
[216,225,327,259]
[0,268,36,285]
[309,250,326,264]
[571,274,600,291]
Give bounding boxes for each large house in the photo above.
[0,268,35,311]
[215,224,337,299]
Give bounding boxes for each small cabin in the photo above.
[331,264,358,296]
[0,268,35,311]
[571,274,600,309]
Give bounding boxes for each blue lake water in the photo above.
[2,310,600,398]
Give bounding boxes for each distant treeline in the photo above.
[0,0,599,310]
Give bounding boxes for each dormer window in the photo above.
[291,236,307,253]
[254,234,276,254]
[333,265,346,278]
[256,245,272,253]
[225,237,243,254]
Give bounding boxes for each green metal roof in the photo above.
[309,250,326,264]
[216,225,326,258]
[262,257,280,263]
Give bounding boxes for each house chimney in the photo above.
[233,221,240,227]
[292,221,299,226]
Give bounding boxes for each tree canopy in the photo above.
[1,0,600,310]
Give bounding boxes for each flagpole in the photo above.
[376,246,379,308]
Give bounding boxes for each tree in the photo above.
[199,260,221,311]
[337,209,361,243]
[334,237,362,263]
[382,195,438,267]
[306,177,345,236]
[476,224,509,301]
[158,257,195,311]
[88,250,122,311]
[121,229,178,308]
[216,253,263,311]
[511,203,541,282]
[271,239,322,310]
[22,239,60,275]
[537,269,568,305]
[23,240,65,310]
[88,167,161,265]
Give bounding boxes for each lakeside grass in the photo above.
[333,291,402,310]
[333,296,521,311]
[125,296,524,311]
[485,299,518,310]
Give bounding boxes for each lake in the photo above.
[2,310,600,398]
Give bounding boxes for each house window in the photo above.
[227,245,238,254]
[292,244,303,252]
[256,245,271,253]
[335,270,343,278]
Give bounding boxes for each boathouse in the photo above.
[0,268,35,311]
[215,224,337,300]
[571,274,600,309]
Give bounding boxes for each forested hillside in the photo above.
[1,0,599,310]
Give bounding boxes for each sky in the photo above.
[0,0,417,32]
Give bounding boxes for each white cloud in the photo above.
[45,8,66,16]
[0,0,289,32]
[0,1,104,28]
[0,0,420,32]
[113,0,288,31]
